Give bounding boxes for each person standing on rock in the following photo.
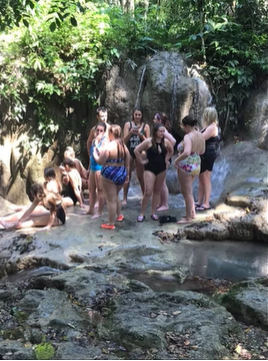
[174,116,205,224]
[93,124,130,230]
[0,183,66,230]
[85,122,109,219]
[86,107,110,156]
[122,108,150,205]
[196,107,221,212]
[153,112,176,211]
[134,123,174,222]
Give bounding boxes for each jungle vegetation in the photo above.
[0,0,267,152]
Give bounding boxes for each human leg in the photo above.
[136,160,145,196]
[152,171,166,217]
[122,156,134,205]
[157,176,169,211]
[92,171,104,219]
[178,169,195,222]
[101,176,117,227]
[0,209,52,230]
[196,170,212,209]
[86,171,96,215]
[138,171,155,220]
[197,173,205,206]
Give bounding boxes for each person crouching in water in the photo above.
[0,183,66,230]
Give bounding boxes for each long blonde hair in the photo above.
[202,107,219,127]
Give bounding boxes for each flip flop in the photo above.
[137,215,145,222]
[117,214,124,222]
[196,205,212,211]
[151,214,159,221]
[194,203,201,209]
[101,223,115,230]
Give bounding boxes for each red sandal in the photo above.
[101,223,115,230]
[117,214,124,222]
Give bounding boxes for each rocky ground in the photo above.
[0,139,267,360]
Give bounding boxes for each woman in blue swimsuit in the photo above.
[93,124,130,230]
[134,123,174,222]
[85,122,108,218]
[174,116,205,224]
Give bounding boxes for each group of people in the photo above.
[0,106,221,231]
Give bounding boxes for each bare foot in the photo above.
[0,220,16,230]
[177,218,193,225]
[94,202,99,209]
[83,209,94,215]
[91,213,102,219]
[157,205,169,212]
[121,199,127,206]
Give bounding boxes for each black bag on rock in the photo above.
[158,215,177,224]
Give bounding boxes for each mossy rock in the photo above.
[34,342,55,360]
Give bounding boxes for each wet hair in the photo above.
[96,122,107,132]
[202,107,219,127]
[96,107,108,115]
[152,123,165,148]
[181,116,198,127]
[132,108,143,122]
[155,112,171,131]
[109,124,126,159]
[62,158,75,168]
[30,183,46,199]
[44,167,56,180]
[30,183,61,214]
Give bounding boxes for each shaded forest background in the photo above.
[0,0,267,163]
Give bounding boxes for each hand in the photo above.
[141,159,149,165]
[41,226,51,232]
[131,127,139,134]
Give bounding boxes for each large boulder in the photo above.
[242,78,268,150]
[105,52,211,132]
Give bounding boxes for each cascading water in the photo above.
[134,63,147,109]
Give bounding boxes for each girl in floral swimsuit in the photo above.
[174,116,205,224]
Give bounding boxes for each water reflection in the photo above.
[181,239,268,281]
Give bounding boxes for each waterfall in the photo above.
[170,73,178,127]
[134,63,147,109]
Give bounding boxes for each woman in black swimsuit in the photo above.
[196,107,221,211]
[134,123,174,222]
[122,108,150,205]
[0,183,66,230]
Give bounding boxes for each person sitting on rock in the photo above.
[0,183,66,231]
[59,158,86,208]
[63,146,89,191]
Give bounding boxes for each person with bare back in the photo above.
[0,183,66,231]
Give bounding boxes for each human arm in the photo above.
[201,124,218,140]
[164,139,174,164]
[174,135,192,167]
[164,129,176,147]
[18,198,40,223]
[123,122,134,144]
[69,171,85,208]
[86,127,96,155]
[124,145,131,183]
[134,138,151,165]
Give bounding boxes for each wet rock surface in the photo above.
[0,140,267,359]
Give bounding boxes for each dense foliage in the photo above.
[0,0,267,149]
